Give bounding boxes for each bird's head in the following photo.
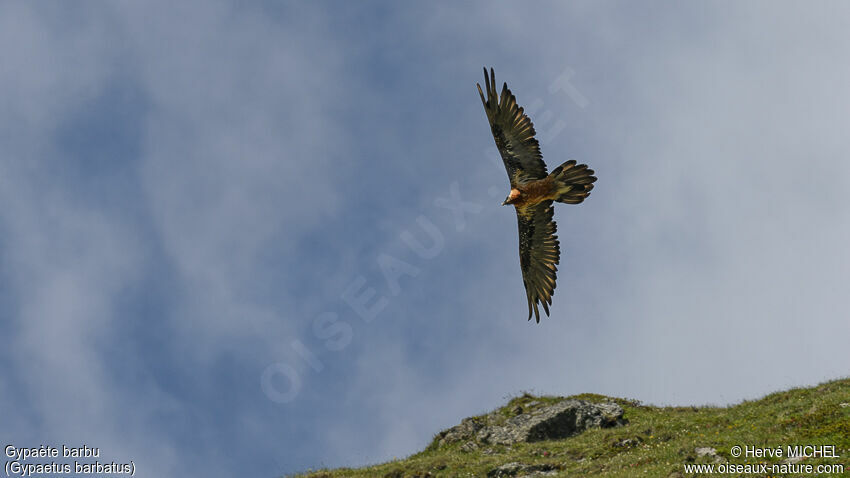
[502,188,521,206]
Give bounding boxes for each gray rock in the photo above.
[435,417,484,447]
[459,441,479,453]
[435,399,626,448]
[695,447,716,457]
[482,400,625,445]
[695,447,724,463]
[487,462,558,477]
[614,437,642,448]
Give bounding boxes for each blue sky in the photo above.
[2,1,849,476]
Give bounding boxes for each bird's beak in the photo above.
[501,199,508,206]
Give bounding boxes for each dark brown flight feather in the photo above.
[477,67,596,322]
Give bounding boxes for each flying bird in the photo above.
[477,67,596,322]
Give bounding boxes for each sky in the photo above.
[1,1,849,476]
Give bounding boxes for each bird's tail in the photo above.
[549,160,597,204]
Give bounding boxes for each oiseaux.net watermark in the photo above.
[260,66,590,404]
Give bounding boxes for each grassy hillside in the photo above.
[294,378,850,477]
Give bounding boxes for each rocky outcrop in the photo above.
[434,399,626,449]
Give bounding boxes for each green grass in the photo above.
[292,378,850,477]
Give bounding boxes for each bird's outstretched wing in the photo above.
[516,201,560,322]
[477,67,548,186]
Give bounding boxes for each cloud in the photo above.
[2,2,849,475]
[300,0,850,464]
[0,1,352,475]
